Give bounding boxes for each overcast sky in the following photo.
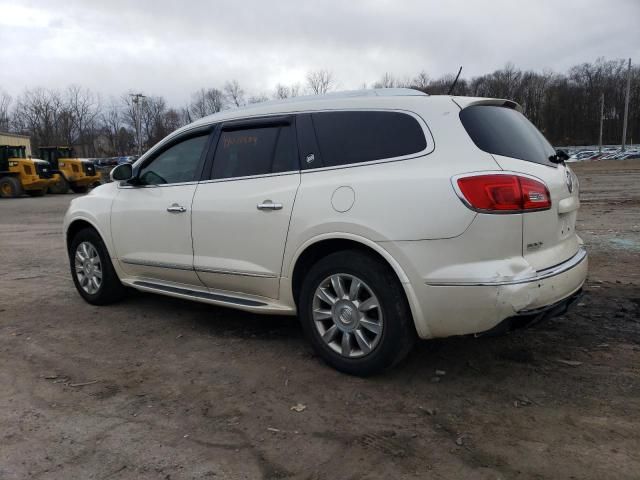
[1,0,639,106]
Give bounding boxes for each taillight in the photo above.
[456,174,551,212]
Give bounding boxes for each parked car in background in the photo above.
[95,157,119,167]
[64,89,588,375]
[117,156,137,165]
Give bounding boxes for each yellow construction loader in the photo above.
[0,145,55,197]
[39,146,101,194]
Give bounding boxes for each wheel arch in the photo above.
[65,218,109,255]
[287,233,430,337]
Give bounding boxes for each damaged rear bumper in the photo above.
[411,248,588,338]
[477,287,584,336]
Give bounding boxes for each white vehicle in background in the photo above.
[63,89,587,375]
[570,150,600,161]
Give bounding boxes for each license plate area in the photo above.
[558,211,576,240]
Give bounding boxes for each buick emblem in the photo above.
[565,169,573,193]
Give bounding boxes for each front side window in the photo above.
[212,124,297,179]
[309,111,427,168]
[138,134,209,185]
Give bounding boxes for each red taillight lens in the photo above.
[456,174,551,212]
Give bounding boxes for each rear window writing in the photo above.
[459,105,556,166]
[212,125,297,179]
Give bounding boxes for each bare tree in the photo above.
[189,88,225,119]
[0,90,11,131]
[224,80,245,107]
[64,85,100,155]
[248,93,269,104]
[411,71,430,90]
[101,99,124,155]
[141,96,167,147]
[373,72,396,89]
[13,88,63,149]
[306,69,334,95]
[273,83,300,99]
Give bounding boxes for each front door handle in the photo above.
[167,203,187,213]
[257,200,283,211]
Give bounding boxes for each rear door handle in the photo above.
[257,200,283,211]
[167,203,187,213]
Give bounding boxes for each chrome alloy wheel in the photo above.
[74,241,102,295]
[312,274,384,358]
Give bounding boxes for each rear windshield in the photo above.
[460,105,556,166]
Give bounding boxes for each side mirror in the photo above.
[556,149,570,161]
[110,163,133,182]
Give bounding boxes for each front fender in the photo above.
[63,183,117,257]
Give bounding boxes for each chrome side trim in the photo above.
[122,259,277,279]
[194,266,277,278]
[118,180,199,189]
[121,258,194,271]
[425,247,587,287]
[132,281,267,307]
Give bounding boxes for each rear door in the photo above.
[459,104,581,270]
[191,116,300,299]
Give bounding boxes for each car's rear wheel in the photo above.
[69,228,126,305]
[299,249,416,376]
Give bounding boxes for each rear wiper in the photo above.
[549,149,569,164]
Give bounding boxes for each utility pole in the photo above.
[621,58,631,152]
[129,93,146,155]
[598,93,604,153]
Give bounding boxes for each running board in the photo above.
[132,281,267,307]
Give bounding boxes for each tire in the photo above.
[299,249,416,376]
[26,188,47,197]
[70,184,89,194]
[49,176,70,194]
[69,227,126,305]
[0,176,23,198]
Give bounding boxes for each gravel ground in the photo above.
[1,160,639,479]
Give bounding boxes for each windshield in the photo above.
[460,105,556,166]
[7,147,26,158]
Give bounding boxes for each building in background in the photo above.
[0,132,32,157]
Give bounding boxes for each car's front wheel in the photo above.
[69,228,126,305]
[299,250,416,376]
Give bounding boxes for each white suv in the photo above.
[64,89,587,375]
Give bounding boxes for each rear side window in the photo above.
[309,111,427,168]
[212,125,297,179]
[460,106,556,165]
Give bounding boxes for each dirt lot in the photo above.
[1,160,639,480]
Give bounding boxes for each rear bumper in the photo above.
[477,287,584,336]
[406,248,588,338]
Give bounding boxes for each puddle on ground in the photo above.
[608,237,640,251]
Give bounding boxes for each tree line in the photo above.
[0,59,637,157]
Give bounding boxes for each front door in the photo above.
[191,117,300,299]
[111,131,211,286]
